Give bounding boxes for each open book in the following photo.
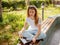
[20,38,31,44]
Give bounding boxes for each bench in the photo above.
[41,17,55,33]
[38,17,56,45]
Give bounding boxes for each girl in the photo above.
[18,5,46,43]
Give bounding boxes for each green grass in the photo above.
[38,6,60,19]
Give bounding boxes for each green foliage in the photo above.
[30,1,42,8]
[2,0,51,10]
[2,13,25,29]
[12,39,18,45]
[2,1,26,10]
[0,32,12,42]
[0,12,26,45]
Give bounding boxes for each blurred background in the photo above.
[0,0,60,45]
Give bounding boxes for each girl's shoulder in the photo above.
[26,17,30,20]
[26,17,30,22]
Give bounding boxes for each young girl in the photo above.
[18,5,46,43]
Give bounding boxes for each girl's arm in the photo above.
[20,21,28,33]
[34,24,41,39]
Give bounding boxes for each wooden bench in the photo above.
[41,17,55,33]
[37,17,56,45]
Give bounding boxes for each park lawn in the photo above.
[38,6,60,19]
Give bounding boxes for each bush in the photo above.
[2,12,26,30]
[0,32,12,43]
[30,1,42,8]
[2,1,26,10]
[0,12,26,45]
[2,1,50,9]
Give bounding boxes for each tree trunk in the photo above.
[0,0,2,22]
[51,0,56,6]
[25,0,30,8]
[36,0,39,3]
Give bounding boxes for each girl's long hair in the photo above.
[27,5,39,25]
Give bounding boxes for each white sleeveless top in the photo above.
[26,17,41,30]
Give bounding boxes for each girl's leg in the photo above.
[37,32,46,40]
[26,30,46,45]
[22,30,34,40]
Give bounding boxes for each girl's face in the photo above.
[29,9,35,17]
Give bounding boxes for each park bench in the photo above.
[18,17,56,45]
[41,17,56,33]
[35,17,56,45]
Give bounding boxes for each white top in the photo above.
[26,17,41,30]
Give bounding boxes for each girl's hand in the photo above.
[18,31,23,38]
[32,37,36,43]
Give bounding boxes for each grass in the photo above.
[38,6,60,19]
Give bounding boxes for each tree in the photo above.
[51,0,57,6]
[13,0,17,10]
[25,0,30,8]
[0,0,2,22]
[36,0,39,3]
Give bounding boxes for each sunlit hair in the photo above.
[27,5,39,25]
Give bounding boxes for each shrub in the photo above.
[0,32,12,43]
[2,12,26,31]
[2,1,51,9]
